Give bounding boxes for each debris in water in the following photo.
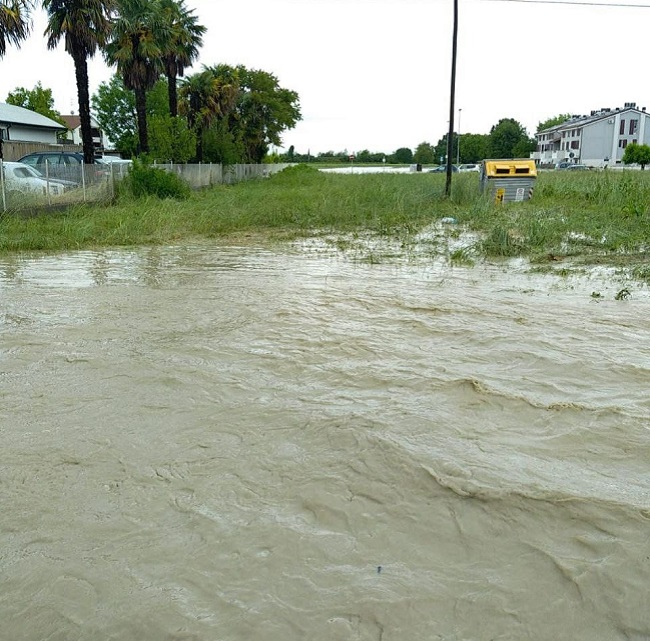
[615,288,631,300]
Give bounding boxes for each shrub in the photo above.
[119,160,191,200]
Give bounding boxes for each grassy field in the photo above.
[1,164,650,279]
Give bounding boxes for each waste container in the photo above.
[480,159,537,203]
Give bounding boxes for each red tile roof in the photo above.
[60,115,81,130]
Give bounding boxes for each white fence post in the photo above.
[45,160,52,207]
[0,159,6,212]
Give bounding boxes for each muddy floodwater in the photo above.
[1,241,649,641]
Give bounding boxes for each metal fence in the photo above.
[0,161,291,213]
[150,162,291,188]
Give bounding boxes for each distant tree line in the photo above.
[276,118,537,165]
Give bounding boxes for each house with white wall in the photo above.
[60,114,106,155]
[0,102,66,145]
[533,102,650,167]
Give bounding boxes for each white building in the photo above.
[0,102,65,145]
[60,114,106,155]
[533,102,650,168]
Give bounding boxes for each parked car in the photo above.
[98,156,132,166]
[97,156,132,176]
[457,163,480,172]
[555,161,589,170]
[0,161,73,197]
[429,165,458,173]
[17,151,110,184]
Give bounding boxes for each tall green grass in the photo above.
[1,164,650,272]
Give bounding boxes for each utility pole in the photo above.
[457,108,462,165]
[445,0,459,197]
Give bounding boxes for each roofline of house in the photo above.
[0,118,66,131]
[537,106,648,136]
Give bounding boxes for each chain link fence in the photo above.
[0,160,291,212]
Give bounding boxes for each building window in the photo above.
[630,119,638,135]
[619,139,628,148]
[620,120,626,135]
[571,140,579,149]
[577,129,581,137]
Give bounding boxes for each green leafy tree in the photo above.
[105,0,167,154]
[457,133,488,163]
[159,0,205,117]
[43,0,115,164]
[202,119,241,165]
[316,150,348,163]
[148,114,195,162]
[354,149,386,163]
[221,65,301,163]
[6,81,64,124]
[391,147,413,164]
[413,142,435,165]
[92,73,137,155]
[536,113,571,133]
[92,73,167,157]
[488,118,533,159]
[183,64,301,164]
[512,135,537,159]
[622,142,650,169]
[179,66,239,162]
[433,134,454,165]
[0,0,31,58]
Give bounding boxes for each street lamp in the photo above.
[445,0,459,197]
[457,108,462,164]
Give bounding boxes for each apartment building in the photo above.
[533,102,650,167]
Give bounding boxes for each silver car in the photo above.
[1,161,71,196]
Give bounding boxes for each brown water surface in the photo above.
[2,243,649,640]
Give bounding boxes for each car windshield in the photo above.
[10,164,43,178]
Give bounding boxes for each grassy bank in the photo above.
[1,165,650,277]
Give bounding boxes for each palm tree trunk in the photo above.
[134,87,149,154]
[196,126,204,163]
[168,75,179,117]
[167,66,178,117]
[72,50,95,165]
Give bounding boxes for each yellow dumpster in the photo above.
[480,159,537,203]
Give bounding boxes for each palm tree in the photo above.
[0,0,32,58]
[43,0,115,165]
[104,0,167,154]
[179,66,238,162]
[159,0,205,118]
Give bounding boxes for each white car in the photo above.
[457,163,480,173]
[1,161,68,197]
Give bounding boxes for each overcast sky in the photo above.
[1,0,649,154]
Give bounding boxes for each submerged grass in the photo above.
[2,164,650,277]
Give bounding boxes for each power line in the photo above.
[481,0,650,7]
